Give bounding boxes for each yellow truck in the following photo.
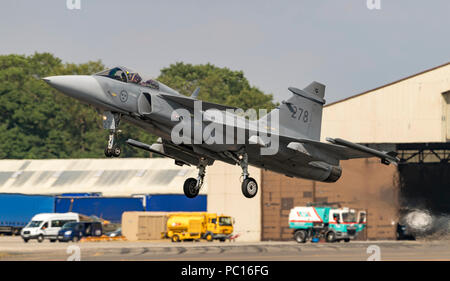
[163,212,234,242]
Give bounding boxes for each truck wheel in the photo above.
[37,235,44,243]
[50,239,56,243]
[205,233,213,242]
[172,235,181,243]
[23,238,29,243]
[294,230,307,243]
[326,232,336,243]
[241,178,258,198]
[344,238,350,243]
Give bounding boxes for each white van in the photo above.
[20,213,79,243]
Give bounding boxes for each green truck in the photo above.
[289,206,366,243]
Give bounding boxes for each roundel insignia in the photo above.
[120,90,128,102]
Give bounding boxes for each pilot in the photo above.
[128,72,142,84]
[110,68,127,82]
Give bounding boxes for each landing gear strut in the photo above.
[223,150,258,199]
[103,111,121,158]
[183,158,207,198]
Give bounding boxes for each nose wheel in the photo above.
[104,145,121,157]
[103,111,121,158]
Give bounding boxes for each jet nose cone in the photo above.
[43,75,105,104]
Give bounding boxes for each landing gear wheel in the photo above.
[112,145,121,157]
[183,178,200,198]
[241,177,258,198]
[326,232,336,243]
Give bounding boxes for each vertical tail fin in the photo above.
[263,82,326,140]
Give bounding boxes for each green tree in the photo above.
[157,62,277,111]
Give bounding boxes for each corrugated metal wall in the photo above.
[261,158,399,241]
[321,63,450,143]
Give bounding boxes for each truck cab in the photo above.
[204,214,233,242]
[327,208,360,242]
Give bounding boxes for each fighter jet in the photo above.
[43,66,399,199]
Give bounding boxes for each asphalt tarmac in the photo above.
[0,236,449,261]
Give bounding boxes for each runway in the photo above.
[0,237,449,261]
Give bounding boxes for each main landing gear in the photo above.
[103,111,121,158]
[183,158,208,198]
[182,151,258,199]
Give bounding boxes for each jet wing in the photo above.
[286,137,399,165]
[159,93,237,111]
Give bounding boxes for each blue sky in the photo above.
[0,0,449,103]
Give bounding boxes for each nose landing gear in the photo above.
[103,111,121,158]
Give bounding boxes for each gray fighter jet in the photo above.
[43,66,399,199]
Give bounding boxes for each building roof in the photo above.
[0,158,204,196]
[325,62,450,107]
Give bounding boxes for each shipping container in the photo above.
[145,194,206,212]
[55,197,145,223]
[0,193,55,234]
[122,212,168,241]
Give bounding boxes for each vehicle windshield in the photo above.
[62,222,78,229]
[94,66,160,89]
[219,217,232,226]
[27,220,43,228]
[342,212,357,223]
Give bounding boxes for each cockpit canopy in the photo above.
[94,66,160,90]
